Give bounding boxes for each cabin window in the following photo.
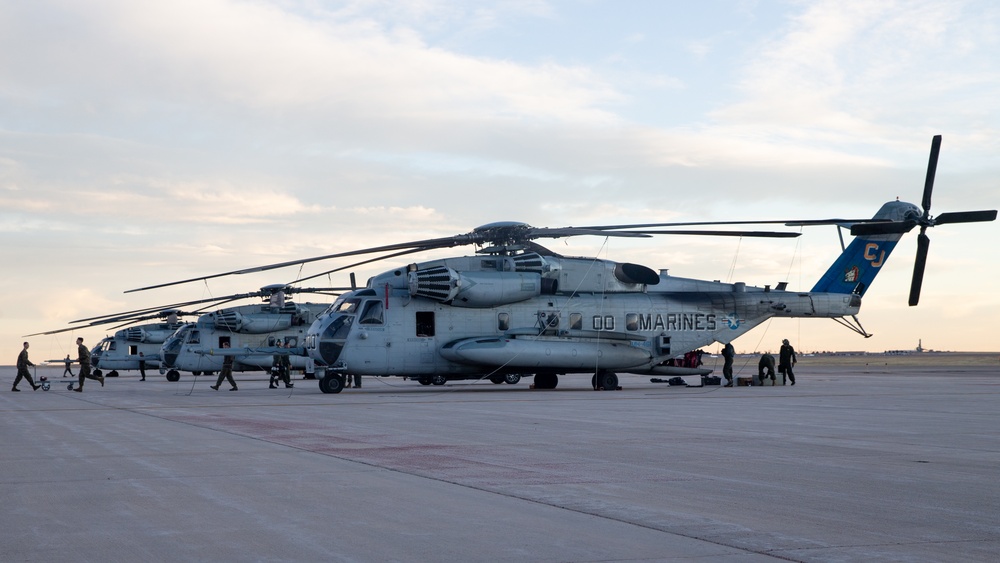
[416,311,435,337]
[497,312,509,331]
[359,300,385,325]
[626,313,638,331]
[569,313,582,330]
[218,336,231,348]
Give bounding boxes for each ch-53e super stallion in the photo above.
[129,136,995,394]
[33,285,340,381]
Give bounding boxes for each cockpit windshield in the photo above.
[334,298,362,314]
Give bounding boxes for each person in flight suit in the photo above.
[779,339,797,385]
[210,342,238,391]
[74,337,104,392]
[722,342,735,387]
[13,342,40,391]
[758,353,776,386]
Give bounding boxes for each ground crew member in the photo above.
[779,339,797,385]
[14,342,40,391]
[758,353,776,386]
[210,343,238,391]
[722,342,735,387]
[63,354,74,377]
[75,337,104,392]
[279,351,293,388]
[138,352,147,381]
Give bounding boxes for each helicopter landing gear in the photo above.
[533,373,558,389]
[108,370,119,378]
[431,374,447,386]
[165,370,180,382]
[319,374,344,394]
[93,369,102,378]
[489,375,504,384]
[417,376,432,385]
[593,370,619,390]
[504,373,521,385]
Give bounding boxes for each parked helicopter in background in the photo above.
[32,284,341,381]
[129,137,995,395]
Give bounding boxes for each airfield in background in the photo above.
[4,354,1000,561]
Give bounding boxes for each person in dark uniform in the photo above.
[279,351,293,388]
[779,339,797,385]
[210,342,237,391]
[269,341,282,389]
[14,342,40,391]
[757,353,776,386]
[63,354,74,377]
[722,342,735,387]
[138,352,147,381]
[74,337,104,392]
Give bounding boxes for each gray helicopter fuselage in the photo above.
[160,302,329,374]
[91,321,183,373]
[304,253,861,379]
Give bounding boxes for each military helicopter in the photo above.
[37,284,341,381]
[130,137,995,394]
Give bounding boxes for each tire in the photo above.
[93,369,102,378]
[534,373,558,389]
[166,370,181,382]
[504,373,521,385]
[431,374,447,386]
[319,374,344,394]
[418,376,432,385]
[595,370,618,390]
[108,370,119,378]
[489,375,504,384]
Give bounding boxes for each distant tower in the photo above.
[916,339,924,353]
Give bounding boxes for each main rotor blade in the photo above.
[909,232,930,306]
[582,219,875,230]
[291,247,438,285]
[850,221,917,236]
[124,235,473,293]
[530,227,651,239]
[933,210,998,225]
[922,135,941,214]
[618,229,801,238]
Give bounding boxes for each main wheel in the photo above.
[534,373,558,389]
[319,374,344,394]
[504,373,521,385]
[93,369,103,378]
[595,370,619,390]
[165,370,180,382]
[489,375,504,384]
[431,374,447,386]
[108,370,119,378]
[418,376,432,385]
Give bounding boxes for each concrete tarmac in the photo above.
[3,362,999,562]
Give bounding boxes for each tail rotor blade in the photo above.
[921,135,941,214]
[909,232,930,306]
[933,210,998,226]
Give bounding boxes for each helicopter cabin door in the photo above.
[352,299,389,373]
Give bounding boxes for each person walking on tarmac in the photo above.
[758,353,776,386]
[14,342,40,391]
[138,352,147,381]
[210,342,238,391]
[721,343,735,387]
[74,337,104,392]
[779,339,797,385]
[279,347,293,388]
[63,354,74,377]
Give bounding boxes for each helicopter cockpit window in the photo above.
[335,298,362,314]
[497,312,509,331]
[359,300,384,325]
[108,340,117,351]
[186,330,200,344]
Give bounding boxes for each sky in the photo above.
[2,0,999,364]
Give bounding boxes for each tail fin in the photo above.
[810,201,919,296]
